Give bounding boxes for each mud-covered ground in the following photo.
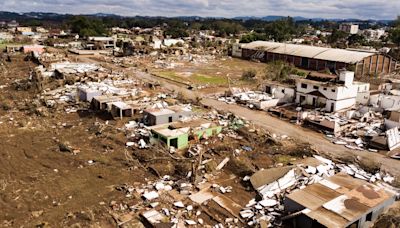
[1,53,398,227]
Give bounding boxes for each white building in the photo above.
[363,29,386,41]
[232,43,243,58]
[296,71,369,112]
[339,23,359,34]
[163,39,184,47]
[264,82,296,104]
[87,37,116,49]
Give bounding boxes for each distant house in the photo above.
[77,87,103,102]
[16,27,32,33]
[143,105,192,126]
[7,20,19,28]
[285,172,396,228]
[87,37,116,50]
[339,23,359,34]
[150,119,222,149]
[295,71,369,112]
[234,41,397,77]
[163,39,184,47]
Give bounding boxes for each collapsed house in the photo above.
[285,172,396,228]
[149,119,222,149]
[233,41,397,77]
[296,71,370,112]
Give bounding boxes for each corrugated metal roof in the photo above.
[286,173,395,227]
[241,41,375,64]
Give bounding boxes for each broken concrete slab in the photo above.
[250,166,293,189]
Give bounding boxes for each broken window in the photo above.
[331,89,336,92]
[313,85,319,90]
[366,211,373,221]
[301,83,307,89]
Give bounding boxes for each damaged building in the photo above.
[284,172,396,228]
[149,119,222,149]
[143,105,192,126]
[233,41,397,77]
[296,71,370,112]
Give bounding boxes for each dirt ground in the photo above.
[0,54,152,227]
[0,53,314,227]
[1,51,399,227]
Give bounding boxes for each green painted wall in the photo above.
[153,126,222,150]
[167,133,189,149]
[194,126,222,139]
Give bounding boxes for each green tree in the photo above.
[348,34,366,46]
[69,16,107,37]
[389,28,400,47]
[241,69,257,80]
[328,29,347,44]
[264,17,297,42]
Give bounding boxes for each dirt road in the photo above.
[201,98,400,176]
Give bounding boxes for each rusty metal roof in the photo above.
[242,41,376,64]
[286,173,395,227]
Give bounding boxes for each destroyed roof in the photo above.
[145,108,176,116]
[286,172,395,227]
[307,72,338,82]
[145,105,192,116]
[112,101,132,109]
[241,41,376,64]
[169,119,216,130]
[149,123,190,137]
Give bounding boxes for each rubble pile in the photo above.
[240,155,397,227]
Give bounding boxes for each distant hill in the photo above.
[0,11,393,24]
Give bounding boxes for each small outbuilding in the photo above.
[143,105,192,126]
[150,119,222,149]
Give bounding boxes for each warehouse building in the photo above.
[233,41,397,77]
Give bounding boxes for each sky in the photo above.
[1,0,399,20]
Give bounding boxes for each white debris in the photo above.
[259,199,278,207]
[185,220,197,225]
[143,191,159,200]
[240,209,254,218]
[216,157,230,171]
[173,201,185,208]
[305,166,317,174]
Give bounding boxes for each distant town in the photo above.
[1,11,400,228]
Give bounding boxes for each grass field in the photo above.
[152,57,266,87]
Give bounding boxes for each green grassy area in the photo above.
[154,71,228,86]
[155,71,183,81]
[191,73,228,85]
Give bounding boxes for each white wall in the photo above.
[370,94,400,110]
[296,92,356,112]
[296,80,358,101]
[356,91,370,105]
[333,98,357,111]
[270,85,295,103]
[232,43,242,57]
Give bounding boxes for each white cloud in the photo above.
[0,0,399,19]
